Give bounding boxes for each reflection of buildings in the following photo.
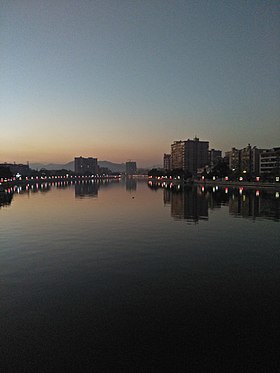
[163,189,171,205]
[75,182,99,198]
[170,188,208,223]
[207,188,230,209]
[0,192,13,208]
[159,184,280,223]
[126,178,137,192]
[229,190,280,221]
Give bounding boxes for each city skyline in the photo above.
[1,1,280,167]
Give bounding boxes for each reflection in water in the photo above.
[126,177,137,192]
[1,179,279,371]
[170,187,208,223]
[150,183,280,222]
[3,180,280,222]
[2,179,122,203]
[228,188,280,221]
[75,181,99,198]
[0,192,13,208]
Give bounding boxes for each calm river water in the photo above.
[1,180,279,372]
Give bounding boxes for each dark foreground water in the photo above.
[0,180,279,372]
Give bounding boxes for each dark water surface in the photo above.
[1,180,279,372]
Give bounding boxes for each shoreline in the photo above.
[149,177,280,190]
[1,175,279,192]
[0,175,121,192]
[194,180,279,190]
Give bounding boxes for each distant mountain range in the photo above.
[30,161,126,173]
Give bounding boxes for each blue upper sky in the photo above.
[1,0,279,166]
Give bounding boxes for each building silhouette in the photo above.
[0,162,31,176]
[74,157,98,175]
[226,145,280,175]
[126,161,137,175]
[163,153,171,171]
[171,137,209,174]
[260,147,280,176]
[171,141,185,170]
[209,149,222,167]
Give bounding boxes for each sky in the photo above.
[1,0,279,167]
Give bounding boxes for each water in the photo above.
[1,180,279,372]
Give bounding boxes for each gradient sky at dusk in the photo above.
[1,0,279,167]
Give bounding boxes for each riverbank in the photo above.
[195,180,279,190]
[0,174,122,192]
[148,177,280,190]
[1,175,279,192]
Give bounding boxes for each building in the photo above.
[126,161,137,175]
[251,147,261,176]
[163,153,171,171]
[227,145,266,175]
[209,149,222,167]
[259,147,280,176]
[171,141,184,170]
[0,162,31,176]
[240,144,253,174]
[74,157,98,175]
[171,137,209,174]
[228,147,240,172]
[184,137,209,173]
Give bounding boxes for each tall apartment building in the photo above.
[209,149,222,167]
[163,153,171,171]
[126,161,137,175]
[74,157,98,175]
[259,147,280,175]
[240,144,252,173]
[228,147,240,171]
[171,137,209,174]
[227,145,263,175]
[171,141,185,170]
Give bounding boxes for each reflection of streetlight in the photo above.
[276,176,279,182]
